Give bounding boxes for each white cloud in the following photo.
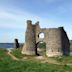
[0,11,16,19]
[0,8,41,29]
[0,32,24,43]
[0,24,23,29]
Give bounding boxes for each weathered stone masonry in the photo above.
[22,20,70,57]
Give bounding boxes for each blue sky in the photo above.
[0,0,72,43]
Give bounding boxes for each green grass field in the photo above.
[0,48,72,72]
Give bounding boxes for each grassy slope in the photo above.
[51,56,72,64]
[0,48,72,72]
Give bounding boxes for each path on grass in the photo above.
[7,48,19,61]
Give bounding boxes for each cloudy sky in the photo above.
[0,0,72,43]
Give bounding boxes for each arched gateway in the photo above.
[22,20,70,57]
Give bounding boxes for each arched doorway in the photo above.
[36,41,46,56]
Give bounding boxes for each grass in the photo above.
[0,57,72,72]
[0,48,11,60]
[0,48,72,72]
[51,56,72,64]
[11,48,24,58]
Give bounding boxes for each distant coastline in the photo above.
[0,43,24,48]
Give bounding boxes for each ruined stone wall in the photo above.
[36,27,63,57]
[22,20,70,57]
[45,28,63,57]
[70,41,72,55]
[60,27,70,55]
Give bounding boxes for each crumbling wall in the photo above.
[70,41,72,55]
[45,28,63,57]
[60,27,70,55]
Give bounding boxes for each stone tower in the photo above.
[22,20,70,57]
[22,20,36,55]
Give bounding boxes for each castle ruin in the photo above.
[22,20,70,57]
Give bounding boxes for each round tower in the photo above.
[22,20,36,55]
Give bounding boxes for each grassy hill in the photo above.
[0,48,72,72]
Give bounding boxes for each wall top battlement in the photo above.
[26,20,64,31]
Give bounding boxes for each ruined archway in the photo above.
[36,41,46,56]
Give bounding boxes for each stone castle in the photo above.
[22,20,71,57]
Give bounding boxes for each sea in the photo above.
[0,43,14,48]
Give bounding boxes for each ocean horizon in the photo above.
[0,43,23,48]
